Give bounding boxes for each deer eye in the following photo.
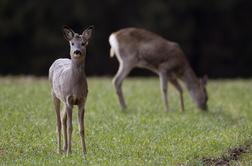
[81,42,85,46]
[71,42,74,46]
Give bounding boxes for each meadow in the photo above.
[0,77,251,165]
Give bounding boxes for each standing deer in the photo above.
[109,27,208,112]
[49,25,93,156]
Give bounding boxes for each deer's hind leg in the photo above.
[113,61,134,110]
[52,94,61,153]
[61,108,67,153]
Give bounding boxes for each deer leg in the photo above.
[113,62,133,110]
[66,104,73,156]
[53,95,61,153]
[170,78,185,112]
[159,72,169,112]
[61,108,67,153]
[78,103,86,156]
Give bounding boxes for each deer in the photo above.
[109,27,208,112]
[49,25,93,157]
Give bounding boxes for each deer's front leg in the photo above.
[159,72,169,112]
[78,103,87,156]
[169,78,185,112]
[66,104,73,156]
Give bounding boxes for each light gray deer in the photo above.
[49,25,93,156]
[109,27,208,112]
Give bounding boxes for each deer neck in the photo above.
[181,65,200,93]
[70,58,86,80]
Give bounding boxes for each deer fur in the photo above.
[49,25,93,156]
[109,27,208,112]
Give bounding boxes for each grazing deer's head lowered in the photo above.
[49,25,93,157]
[186,74,208,111]
[109,27,208,112]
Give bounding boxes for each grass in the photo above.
[0,76,252,165]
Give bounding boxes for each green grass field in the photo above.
[0,77,251,165]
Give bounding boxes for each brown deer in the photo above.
[49,25,93,156]
[109,27,208,112]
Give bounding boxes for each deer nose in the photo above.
[74,50,82,55]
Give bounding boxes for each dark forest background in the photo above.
[0,0,252,78]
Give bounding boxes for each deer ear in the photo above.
[201,75,208,85]
[63,25,74,41]
[82,25,94,40]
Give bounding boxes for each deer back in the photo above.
[111,28,188,74]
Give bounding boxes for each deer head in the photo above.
[63,25,93,61]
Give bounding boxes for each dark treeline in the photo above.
[0,0,252,78]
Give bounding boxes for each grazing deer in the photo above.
[49,25,93,156]
[109,27,208,112]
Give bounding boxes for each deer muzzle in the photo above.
[73,50,82,58]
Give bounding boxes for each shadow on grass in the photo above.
[119,105,242,123]
[201,106,245,126]
[0,148,5,156]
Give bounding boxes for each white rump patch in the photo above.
[109,34,120,58]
